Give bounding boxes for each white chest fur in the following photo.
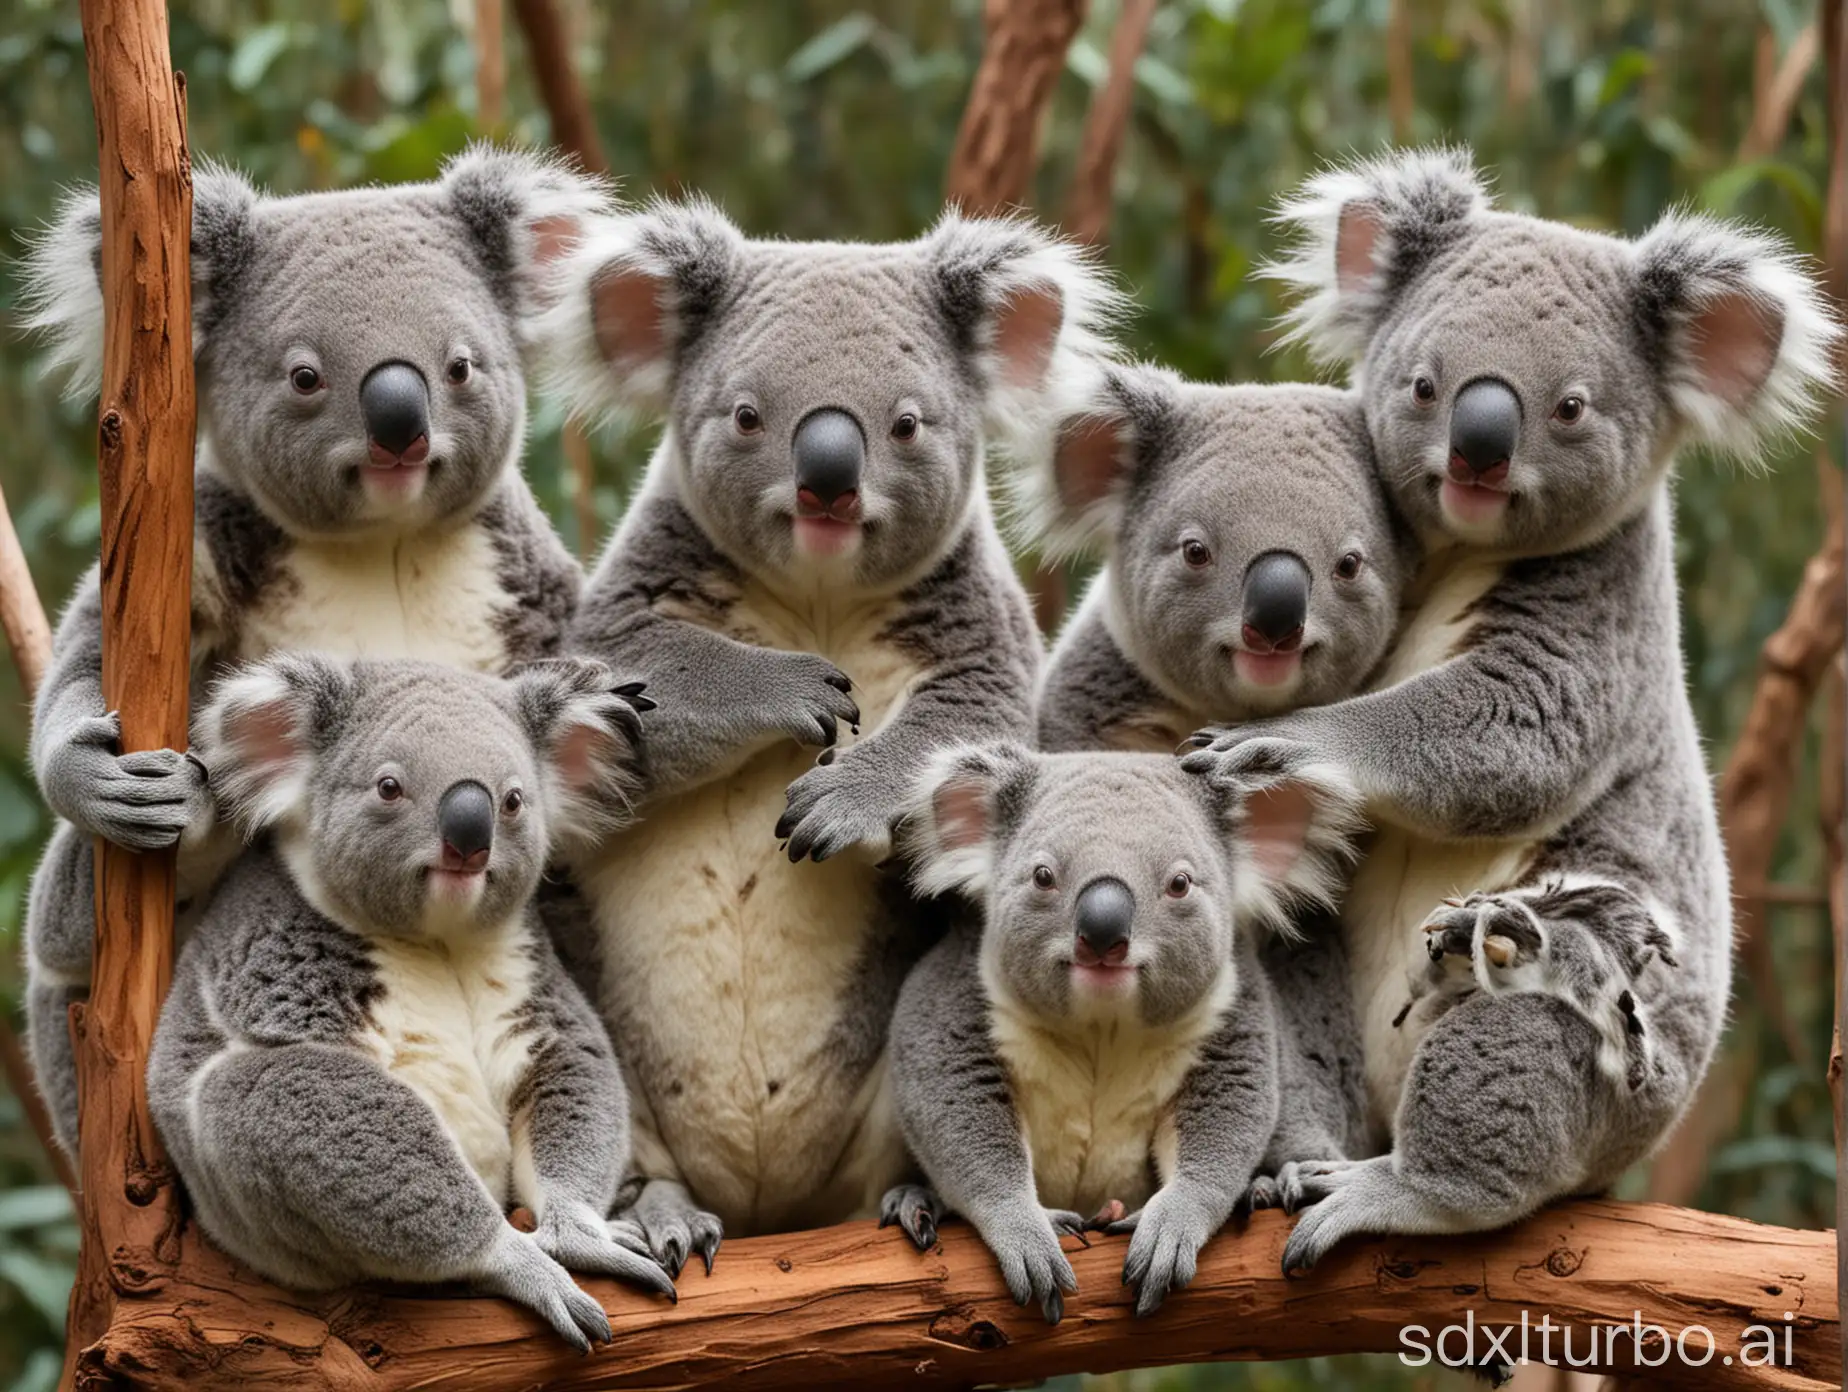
[227,523,513,671]
[357,929,539,1204]
[989,975,1232,1217]
[584,581,926,1235]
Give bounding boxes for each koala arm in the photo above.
[1036,599,1172,753]
[480,477,585,667]
[568,491,859,800]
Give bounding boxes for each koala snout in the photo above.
[1448,378,1520,486]
[360,361,432,464]
[437,779,494,872]
[1241,551,1310,652]
[1073,876,1135,966]
[792,408,865,517]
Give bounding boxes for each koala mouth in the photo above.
[792,489,865,557]
[1439,455,1512,529]
[1232,649,1302,689]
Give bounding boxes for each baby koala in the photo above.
[148,656,667,1350]
[883,744,1358,1321]
[1014,363,1413,754]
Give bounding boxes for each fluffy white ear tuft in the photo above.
[901,741,1037,899]
[198,653,352,836]
[535,195,744,423]
[1633,212,1841,462]
[515,658,651,855]
[22,187,106,400]
[1198,762,1367,935]
[1263,145,1489,368]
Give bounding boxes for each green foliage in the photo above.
[0,1,1837,1386]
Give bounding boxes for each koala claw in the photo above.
[1178,733,1319,794]
[480,1229,614,1352]
[1115,1186,1218,1317]
[47,714,213,851]
[778,753,896,863]
[533,1203,677,1302]
[982,1205,1079,1325]
[621,1182,724,1280]
[879,1182,946,1251]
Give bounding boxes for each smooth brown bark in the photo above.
[1064,0,1155,246]
[510,0,607,175]
[65,0,196,1384]
[1739,22,1819,161]
[80,1202,1840,1391]
[474,0,506,131]
[945,0,1087,215]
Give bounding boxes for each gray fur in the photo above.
[23,148,604,1151]
[887,745,1362,1319]
[545,204,1104,1241]
[1184,148,1838,1269]
[148,657,668,1347]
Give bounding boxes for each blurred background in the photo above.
[0,1,1841,1388]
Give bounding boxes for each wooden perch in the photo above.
[76,1202,1839,1391]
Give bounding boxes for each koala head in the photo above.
[1015,365,1409,717]
[543,201,1120,589]
[1268,147,1838,555]
[906,744,1360,1028]
[25,146,612,539]
[199,655,649,941]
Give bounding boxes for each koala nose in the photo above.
[1073,876,1134,966]
[1448,378,1520,486]
[437,779,494,872]
[1241,551,1310,652]
[792,408,865,513]
[360,361,431,464]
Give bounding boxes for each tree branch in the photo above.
[510,0,607,175]
[945,0,1088,215]
[1064,0,1155,246]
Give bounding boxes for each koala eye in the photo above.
[733,403,763,435]
[376,775,403,803]
[1032,865,1057,891]
[1181,539,1212,568]
[1165,871,1192,899]
[1334,551,1364,581]
[1553,395,1585,424]
[1412,376,1437,406]
[290,365,323,395]
[446,357,473,385]
[891,413,919,442]
[501,788,524,817]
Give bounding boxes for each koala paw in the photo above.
[1100,1184,1221,1317]
[879,1182,948,1251]
[975,1201,1080,1325]
[44,714,211,851]
[619,1179,724,1278]
[530,1199,677,1302]
[1419,884,1669,1090]
[477,1226,615,1353]
[1178,726,1321,793]
[762,653,860,749]
[776,747,897,863]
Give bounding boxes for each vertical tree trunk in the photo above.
[63,0,196,1382]
[1064,0,1155,246]
[476,0,506,130]
[1386,0,1414,141]
[946,0,1087,215]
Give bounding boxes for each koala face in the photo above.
[201,656,647,942]
[1269,148,1838,555]
[1022,369,1409,716]
[544,203,1119,590]
[27,149,611,538]
[909,745,1362,1030]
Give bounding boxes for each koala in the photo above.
[539,202,1114,1251]
[147,655,668,1349]
[23,146,609,1154]
[881,744,1361,1321]
[1183,148,1838,1271]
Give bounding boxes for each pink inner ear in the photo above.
[1334,202,1385,295]
[554,722,619,792]
[531,214,583,267]
[933,777,991,852]
[1244,782,1315,882]
[1053,413,1129,514]
[1688,288,1785,410]
[992,283,1065,389]
[590,264,670,368]
[227,699,300,787]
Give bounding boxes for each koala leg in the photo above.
[184,1042,613,1351]
[1416,877,1675,1090]
[22,821,97,1156]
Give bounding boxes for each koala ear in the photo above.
[1003,362,1177,559]
[200,653,352,836]
[1632,213,1840,459]
[1193,763,1366,935]
[25,163,257,399]
[902,741,1038,898]
[537,196,744,418]
[1265,146,1488,367]
[514,658,652,852]
[441,144,617,332]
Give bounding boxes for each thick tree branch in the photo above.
[1064,0,1155,246]
[510,0,607,176]
[946,0,1087,215]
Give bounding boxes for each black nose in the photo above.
[1242,551,1311,650]
[360,361,430,458]
[438,780,494,867]
[1449,378,1521,479]
[1074,876,1135,958]
[792,408,864,505]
